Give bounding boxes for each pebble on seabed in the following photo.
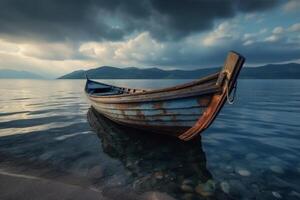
[87,165,104,178]
[228,180,248,197]
[181,184,194,193]
[290,191,300,198]
[272,191,282,199]
[236,169,251,176]
[220,181,230,194]
[182,179,194,186]
[141,192,176,200]
[181,193,195,200]
[195,180,215,197]
[154,172,164,180]
[270,165,284,174]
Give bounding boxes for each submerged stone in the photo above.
[228,180,248,197]
[141,191,176,200]
[182,179,194,186]
[87,165,103,178]
[220,181,230,194]
[154,172,164,180]
[181,184,194,193]
[290,191,300,198]
[195,180,215,197]
[272,191,282,199]
[236,169,251,176]
[181,193,195,200]
[270,165,284,174]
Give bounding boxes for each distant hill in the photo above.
[58,63,300,79]
[239,63,300,79]
[0,69,44,79]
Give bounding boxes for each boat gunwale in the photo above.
[87,82,220,104]
[92,104,208,111]
[86,72,220,99]
[99,115,200,123]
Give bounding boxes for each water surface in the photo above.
[0,79,300,199]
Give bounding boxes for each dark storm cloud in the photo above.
[138,38,300,68]
[0,0,281,42]
[148,0,280,40]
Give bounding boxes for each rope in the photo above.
[226,79,237,104]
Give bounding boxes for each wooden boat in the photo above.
[85,51,245,141]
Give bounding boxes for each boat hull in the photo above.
[90,94,213,136]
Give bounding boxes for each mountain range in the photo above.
[0,69,44,79]
[58,63,300,79]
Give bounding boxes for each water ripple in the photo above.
[0,79,299,199]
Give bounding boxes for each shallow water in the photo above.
[0,79,300,199]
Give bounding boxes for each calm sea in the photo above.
[0,79,299,200]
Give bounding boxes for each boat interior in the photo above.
[85,71,223,97]
[85,79,146,96]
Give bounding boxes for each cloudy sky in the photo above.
[0,0,299,78]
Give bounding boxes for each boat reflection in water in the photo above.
[88,107,228,199]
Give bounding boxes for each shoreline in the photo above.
[0,169,105,200]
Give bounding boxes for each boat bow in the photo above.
[179,51,245,140]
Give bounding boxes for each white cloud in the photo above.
[288,23,300,32]
[272,26,284,34]
[242,28,268,45]
[20,42,78,60]
[0,51,94,77]
[244,13,256,20]
[0,39,95,77]
[244,13,265,24]
[243,40,254,46]
[79,42,116,60]
[202,22,236,46]
[264,35,280,42]
[113,32,165,63]
[283,0,300,12]
[0,39,80,61]
[243,33,256,40]
[259,28,268,34]
[79,32,165,66]
[0,39,20,54]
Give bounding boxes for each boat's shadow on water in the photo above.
[87,107,229,199]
